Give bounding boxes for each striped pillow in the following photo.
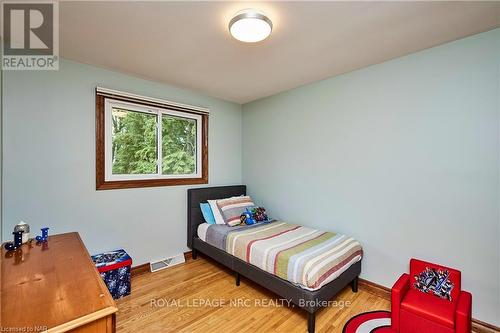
[217,196,255,227]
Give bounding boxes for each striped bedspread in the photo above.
[210,221,363,291]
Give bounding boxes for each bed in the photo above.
[187,185,362,333]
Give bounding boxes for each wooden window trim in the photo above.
[95,91,208,190]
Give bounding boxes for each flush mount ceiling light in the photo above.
[229,9,273,43]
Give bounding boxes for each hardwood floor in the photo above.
[116,256,389,333]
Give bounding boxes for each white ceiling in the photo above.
[60,1,500,104]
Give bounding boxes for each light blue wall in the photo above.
[3,59,242,265]
[242,29,500,324]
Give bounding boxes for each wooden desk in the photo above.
[1,232,117,333]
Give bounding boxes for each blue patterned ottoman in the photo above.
[91,249,132,300]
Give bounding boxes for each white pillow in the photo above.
[208,199,226,224]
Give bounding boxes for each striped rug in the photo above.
[343,311,394,333]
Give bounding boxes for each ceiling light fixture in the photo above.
[229,9,273,43]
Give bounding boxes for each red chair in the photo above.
[391,258,472,333]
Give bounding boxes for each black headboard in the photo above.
[187,185,246,248]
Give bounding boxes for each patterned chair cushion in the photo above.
[410,259,461,302]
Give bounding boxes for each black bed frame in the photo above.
[187,185,361,333]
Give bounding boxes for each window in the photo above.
[96,88,208,190]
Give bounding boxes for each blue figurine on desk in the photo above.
[36,227,49,242]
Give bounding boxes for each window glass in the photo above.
[162,114,197,175]
[111,107,158,175]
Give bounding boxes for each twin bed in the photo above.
[187,185,362,333]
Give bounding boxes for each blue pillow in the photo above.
[200,203,216,225]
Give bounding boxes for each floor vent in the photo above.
[150,253,185,273]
